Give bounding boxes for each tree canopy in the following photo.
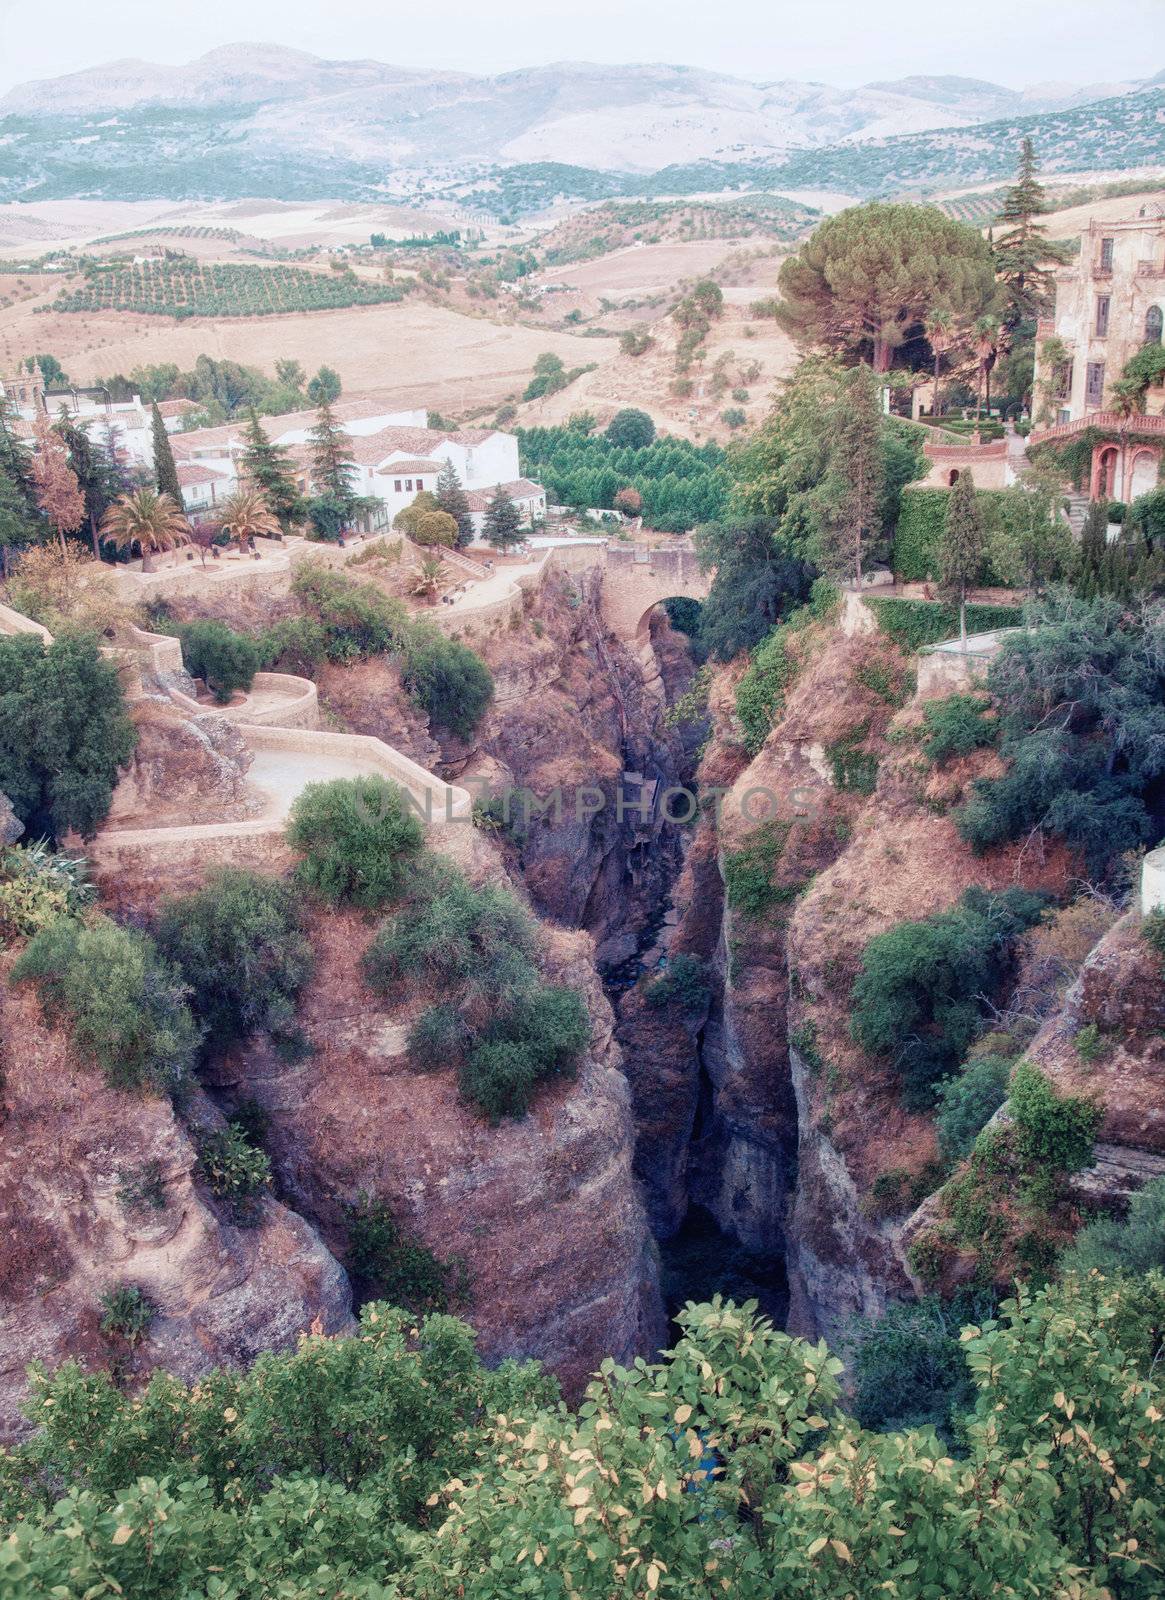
[774,202,996,371]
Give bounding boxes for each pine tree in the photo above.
[482,483,523,550]
[0,391,37,517]
[101,419,134,498]
[308,399,359,511]
[1077,499,1109,595]
[815,365,885,586]
[939,469,985,646]
[994,139,1071,334]
[54,414,115,558]
[241,408,302,529]
[435,460,475,549]
[0,467,35,577]
[150,402,183,504]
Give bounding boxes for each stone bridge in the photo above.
[600,543,711,640]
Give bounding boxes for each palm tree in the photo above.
[409,555,446,603]
[215,488,281,556]
[100,489,189,571]
[973,314,1001,433]
[925,308,954,422]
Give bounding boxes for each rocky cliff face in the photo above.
[207,865,664,1401]
[0,975,351,1442]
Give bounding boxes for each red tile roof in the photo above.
[379,458,445,474]
[177,461,231,487]
[464,478,545,511]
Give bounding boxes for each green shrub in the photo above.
[156,869,313,1054]
[344,1193,462,1313]
[460,984,590,1122]
[920,694,997,765]
[12,916,199,1095]
[893,487,1012,581]
[854,658,911,708]
[287,777,424,909]
[290,564,406,659]
[851,888,1047,1105]
[116,1160,168,1215]
[734,612,813,755]
[176,620,260,703]
[644,953,710,1013]
[1074,1022,1107,1062]
[362,868,533,1003]
[0,841,93,944]
[1007,1061,1099,1173]
[723,822,792,920]
[826,725,879,794]
[934,1054,1013,1163]
[196,1124,271,1225]
[846,1294,983,1439]
[402,630,493,740]
[98,1285,155,1346]
[408,1003,470,1069]
[866,597,1023,654]
[258,615,331,673]
[1062,1175,1165,1275]
[0,632,135,842]
[1142,908,1165,963]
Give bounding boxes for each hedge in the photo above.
[893,487,1013,582]
[866,597,1023,653]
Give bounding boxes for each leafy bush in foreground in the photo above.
[920,692,997,765]
[1062,1175,1165,1275]
[12,916,199,1096]
[934,1053,1013,1162]
[287,776,424,909]
[403,630,494,741]
[3,1281,1162,1598]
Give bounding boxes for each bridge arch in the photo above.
[600,544,712,641]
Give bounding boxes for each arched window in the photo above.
[948,469,960,485]
[1146,305,1164,346]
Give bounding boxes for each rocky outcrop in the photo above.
[0,977,351,1442]
[207,853,664,1402]
[0,793,23,847]
[104,700,259,830]
[315,656,443,770]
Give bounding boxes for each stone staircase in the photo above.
[1063,492,1090,536]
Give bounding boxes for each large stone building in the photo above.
[1031,201,1165,500]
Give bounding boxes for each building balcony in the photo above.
[1092,263,1113,278]
[1030,411,1165,445]
[1135,260,1165,278]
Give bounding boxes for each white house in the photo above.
[0,364,154,470]
[168,401,545,534]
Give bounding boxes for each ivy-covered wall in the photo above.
[867,596,1024,653]
[892,486,1014,582]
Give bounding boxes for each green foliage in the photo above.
[402,628,494,740]
[734,601,821,753]
[194,1123,271,1225]
[846,1295,981,1439]
[851,887,1047,1105]
[156,869,313,1055]
[456,984,591,1122]
[893,486,1015,581]
[518,423,728,534]
[694,517,815,662]
[866,595,1023,652]
[3,1281,1165,1598]
[1142,907,1165,963]
[176,619,260,703]
[605,408,656,448]
[362,864,534,1001]
[826,724,879,794]
[0,839,93,944]
[281,563,407,662]
[1063,1175,1165,1275]
[0,631,135,842]
[344,1193,463,1313]
[643,952,711,1013]
[12,915,199,1096]
[98,1285,156,1346]
[934,1053,1013,1162]
[53,258,411,318]
[920,693,997,765]
[1008,1060,1099,1172]
[287,776,425,909]
[955,596,1165,876]
[723,821,793,920]
[116,1160,168,1215]
[481,482,524,549]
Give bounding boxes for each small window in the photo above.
[1057,407,1071,425]
[415,479,424,491]
[1096,295,1110,337]
[405,478,413,492]
[1146,305,1164,345]
[1086,360,1106,406]
[1100,237,1114,271]
[394,479,402,492]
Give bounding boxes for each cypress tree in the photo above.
[1077,499,1109,595]
[150,402,183,504]
[939,469,985,647]
[482,483,523,550]
[54,414,115,558]
[0,391,37,517]
[241,407,302,528]
[435,460,474,549]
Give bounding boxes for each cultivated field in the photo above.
[0,282,619,415]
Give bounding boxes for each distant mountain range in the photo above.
[1,44,1163,213]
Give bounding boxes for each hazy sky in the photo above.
[0,0,1162,95]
